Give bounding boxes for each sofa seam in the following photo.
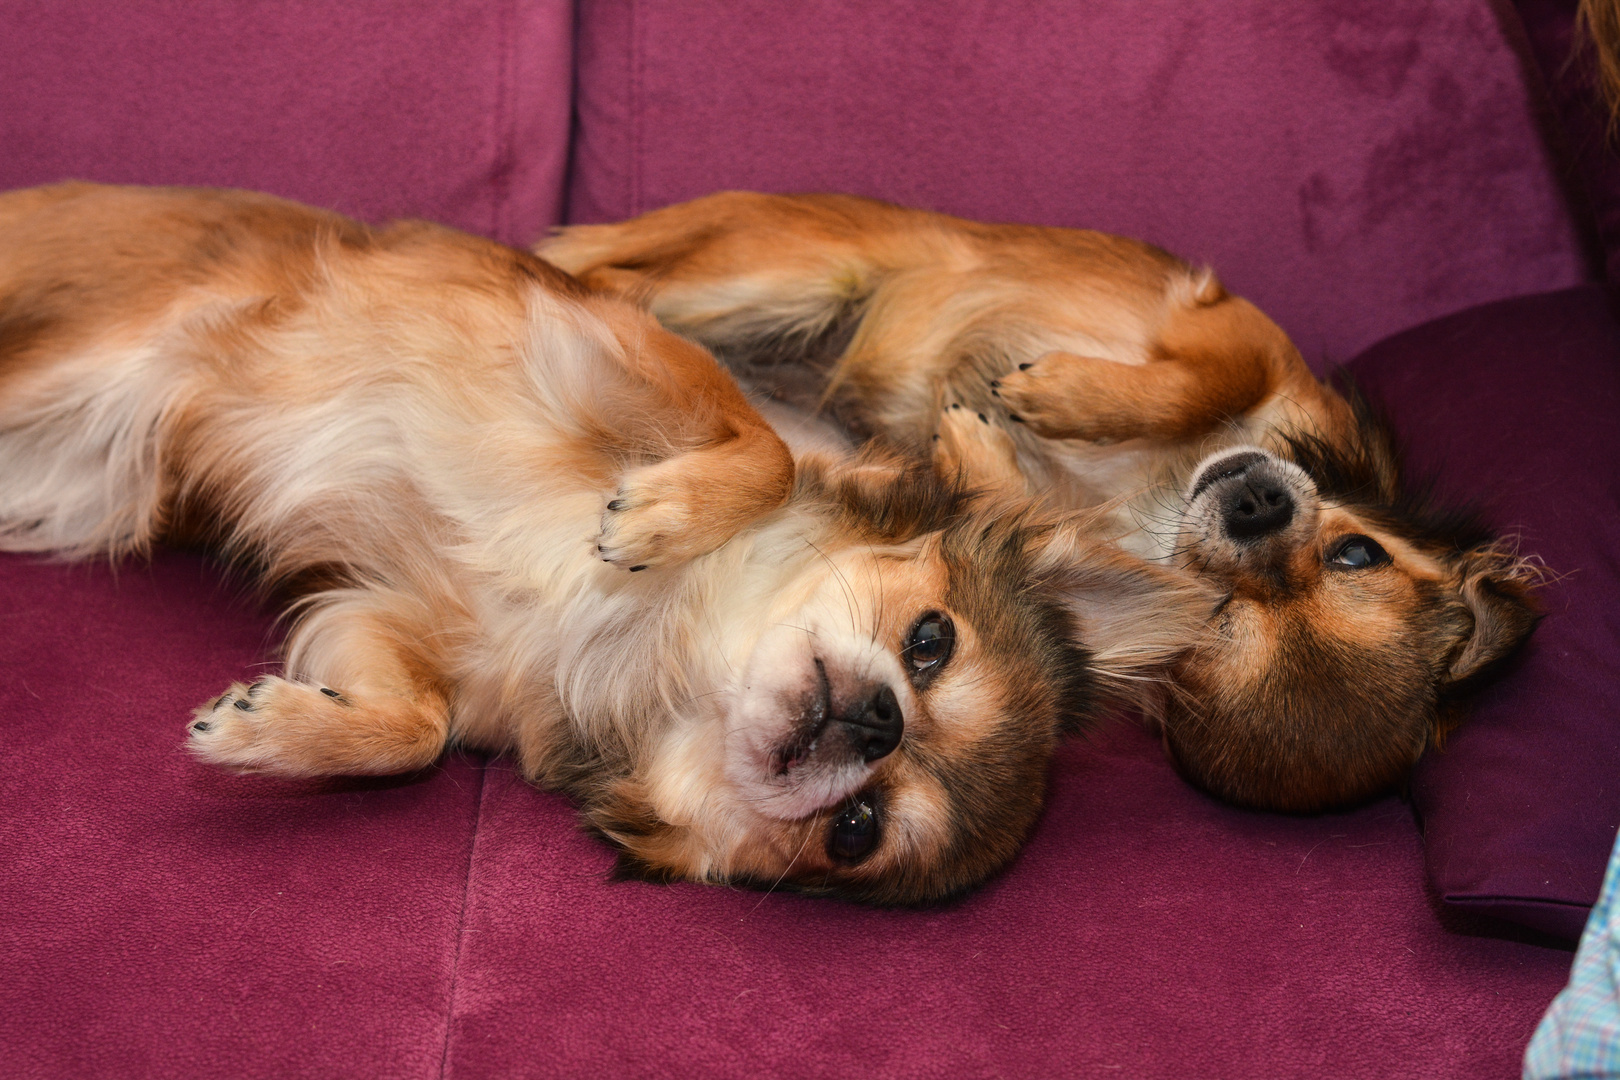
[435,755,489,1080]
[629,0,642,216]
[489,0,516,241]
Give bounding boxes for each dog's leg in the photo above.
[595,421,796,570]
[188,589,456,777]
[990,296,1289,444]
[932,401,1027,496]
[582,310,798,570]
[540,193,880,372]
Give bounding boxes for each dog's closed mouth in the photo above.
[1188,450,1267,503]
[773,728,822,775]
[772,658,833,776]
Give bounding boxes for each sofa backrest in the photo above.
[0,0,573,247]
[568,0,1597,366]
[0,1,1599,363]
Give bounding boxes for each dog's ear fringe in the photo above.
[1442,538,1547,694]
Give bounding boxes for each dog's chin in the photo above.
[727,712,874,821]
[755,757,871,821]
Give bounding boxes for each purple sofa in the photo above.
[3,2,1617,1077]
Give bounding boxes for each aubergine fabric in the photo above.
[568,0,1593,365]
[0,0,574,246]
[0,551,1573,1078]
[0,554,484,1077]
[1347,284,1620,942]
[1515,0,1620,281]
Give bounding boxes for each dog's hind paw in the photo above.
[188,677,351,777]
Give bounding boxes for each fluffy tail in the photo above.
[0,339,185,559]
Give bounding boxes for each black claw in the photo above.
[1009,413,1025,423]
[932,434,940,441]
[192,721,212,732]
[629,565,647,572]
[977,413,987,423]
[247,679,266,693]
[320,687,340,698]
[606,499,625,511]
[989,380,1000,388]
[990,388,1000,397]
[233,698,253,711]
[950,403,961,410]
[1018,363,1032,371]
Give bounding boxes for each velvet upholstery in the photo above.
[0,0,574,246]
[1515,0,1620,280]
[568,0,1593,365]
[437,725,1571,1079]
[0,554,484,1077]
[1348,284,1620,942]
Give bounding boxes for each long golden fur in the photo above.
[0,183,1218,902]
[540,191,1542,812]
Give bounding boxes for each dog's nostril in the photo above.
[843,685,903,763]
[1222,479,1295,541]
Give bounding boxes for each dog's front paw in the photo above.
[596,459,723,571]
[188,677,350,776]
[991,353,1122,444]
[933,402,1024,490]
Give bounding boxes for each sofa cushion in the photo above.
[2,556,1571,1078]
[0,0,574,244]
[433,724,1570,1079]
[569,0,1593,365]
[1347,284,1620,941]
[0,552,484,1077]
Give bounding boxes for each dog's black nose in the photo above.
[1221,476,1295,540]
[840,685,903,763]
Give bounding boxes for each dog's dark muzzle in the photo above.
[1220,473,1295,541]
[779,665,904,774]
[1194,451,1296,543]
[836,684,903,763]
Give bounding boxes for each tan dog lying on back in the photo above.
[0,183,1220,903]
[542,192,1542,812]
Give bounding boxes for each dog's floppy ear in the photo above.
[1024,518,1220,687]
[1444,545,1543,690]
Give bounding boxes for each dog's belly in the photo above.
[749,396,856,462]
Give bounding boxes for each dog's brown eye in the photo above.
[828,794,880,864]
[903,612,955,677]
[1330,535,1390,569]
